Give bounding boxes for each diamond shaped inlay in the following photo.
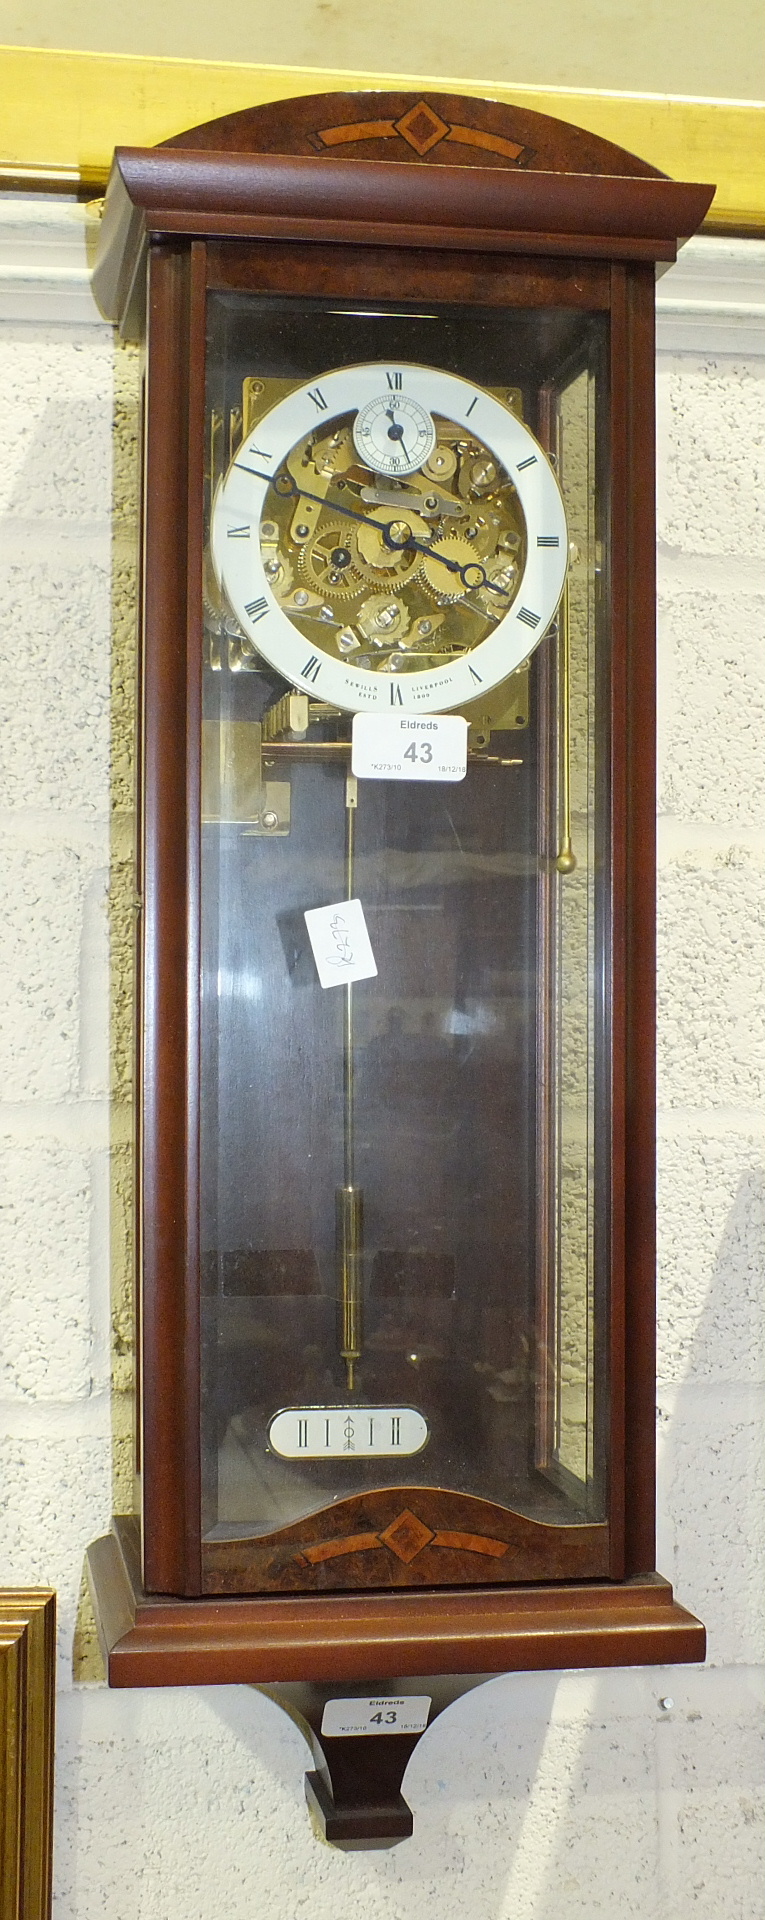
[379,1509,435,1563]
[394,102,451,157]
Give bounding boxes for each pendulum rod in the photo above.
[337,772,363,1391]
[555,574,577,876]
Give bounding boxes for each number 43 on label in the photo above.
[320,1696,432,1738]
[351,713,468,782]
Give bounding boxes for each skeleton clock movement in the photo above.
[88,89,711,1846]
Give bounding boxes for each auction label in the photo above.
[320,1696,432,1739]
[352,713,468,782]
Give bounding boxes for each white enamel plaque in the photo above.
[351,713,468,782]
[267,1405,429,1459]
[321,1696,432,1739]
[303,898,378,989]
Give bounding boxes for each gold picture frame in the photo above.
[0,1593,55,1920]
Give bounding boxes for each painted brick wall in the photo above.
[0,208,763,1918]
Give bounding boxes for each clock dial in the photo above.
[352,389,437,476]
[211,362,568,714]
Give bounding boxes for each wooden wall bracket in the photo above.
[258,1675,491,1850]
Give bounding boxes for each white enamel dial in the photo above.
[352,390,437,477]
[211,361,568,716]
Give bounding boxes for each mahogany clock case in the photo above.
[198,288,610,1597]
[87,90,711,1681]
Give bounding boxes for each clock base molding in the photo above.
[87,1517,705,1688]
[87,1516,705,1849]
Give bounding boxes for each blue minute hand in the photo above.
[232,461,512,600]
[381,522,511,600]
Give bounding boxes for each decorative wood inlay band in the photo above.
[300,1531,381,1565]
[431,1530,509,1557]
[446,125,526,162]
[298,1509,509,1567]
[315,118,398,147]
[314,103,526,164]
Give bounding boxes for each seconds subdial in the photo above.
[353,390,437,478]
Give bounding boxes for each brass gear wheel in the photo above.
[357,594,411,647]
[299,523,363,599]
[421,441,457,483]
[458,448,501,499]
[351,508,428,588]
[463,511,503,559]
[419,533,484,603]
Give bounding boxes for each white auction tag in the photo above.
[321,1696,431,1739]
[352,713,468,782]
[304,898,378,990]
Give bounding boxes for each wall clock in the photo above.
[87,87,712,1847]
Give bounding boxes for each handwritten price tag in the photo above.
[304,898,378,990]
[352,713,468,782]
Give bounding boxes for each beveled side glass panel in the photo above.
[198,292,610,1558]
[548,367,600,1496]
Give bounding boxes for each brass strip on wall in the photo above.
[0,48,762,230]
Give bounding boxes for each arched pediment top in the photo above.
[94,87,714,331]
[162,87,668,180]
